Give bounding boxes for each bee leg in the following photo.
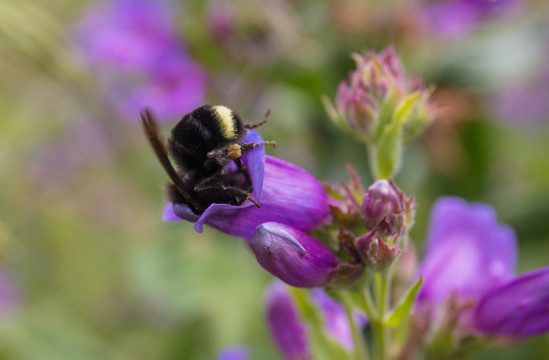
[240,140,277,153]
[195,181,262,208]
[220,185,261,208]
[234,158,253,191]
[244,109,271,129]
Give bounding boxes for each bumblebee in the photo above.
[141,105,273,214]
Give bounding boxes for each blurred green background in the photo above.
[0,0,548,359]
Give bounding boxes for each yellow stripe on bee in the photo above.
[212,105,236,140]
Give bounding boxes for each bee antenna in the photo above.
[244,109,271,129]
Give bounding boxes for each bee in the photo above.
[141,105,274,215]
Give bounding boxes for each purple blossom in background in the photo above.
[217,346,248,360]
[163,130,331,239]
[489,65,549,129]
[310,289,364,351]
[475,265,549,337]
[418,197,549,337]
[76,0,207,121]
[424,0,520,37]
[418,197,517,305]
[265,282,362,359]
[207,2,236,42]
[266,282,311,360]
[0,271,18,313]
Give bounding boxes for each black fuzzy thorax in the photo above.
[167,105,245,187]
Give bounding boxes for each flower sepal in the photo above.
[355,229,401,273]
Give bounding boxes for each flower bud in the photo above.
[323,46,434,178]
[324,46,433,143]
[355,229,401,272]
[249,222,339,288]
[362,180,415,246]
[362,180,403,233]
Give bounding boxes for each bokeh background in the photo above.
[0,0,548,359]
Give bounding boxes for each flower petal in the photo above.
[240,129,265,201]
[172,140,330,239]
[250,222,339,287]
[418,197,517,303]
[475,266,549,337]
[311,289,355,351]
[265,282,311,360]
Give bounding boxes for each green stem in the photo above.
[367,143,382,180]
[372,271,392,360]
[341,292,370,360]
[355,288,379,321]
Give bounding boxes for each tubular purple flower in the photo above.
[250,222,339,288]
[310,289,363,352]
[75,0,207,121]
[474,266,549,337]
[416,197,549,340]
[163,130,331,239]
[265,282,311,360]
[418,197,517,304]
[265,282,363,358]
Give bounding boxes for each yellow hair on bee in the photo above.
[212,105,236,140]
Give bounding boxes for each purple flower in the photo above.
[424,0,520,37]
[163,130,331,239]
[417,197,549,337]
[266,282,311,360]
[311,289,360,351]
[250,222,340,288]
[475,266,549,337]
[75,0,207,121]
[489,64,549,129]
[265,282,362,359]
[418,197,516,305]
[217,346,248,360]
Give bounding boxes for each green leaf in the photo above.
[321,95,349,133]
[384,276,423,327]
[395,91,421,126]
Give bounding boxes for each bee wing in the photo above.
[140,108,193,200]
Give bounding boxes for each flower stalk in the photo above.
[339,291,370,360]
[372,271,391,360]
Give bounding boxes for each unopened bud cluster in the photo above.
[323,46,434,178]
[326,167,415,273]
